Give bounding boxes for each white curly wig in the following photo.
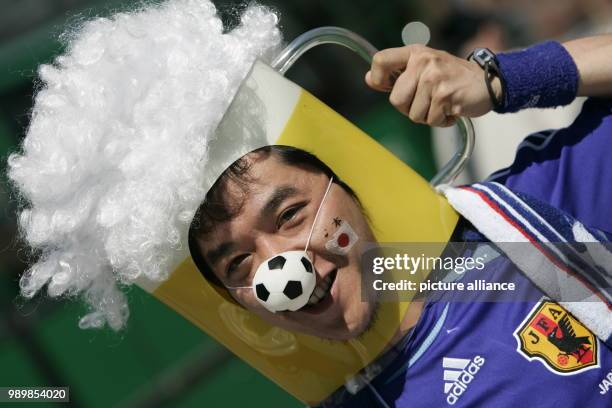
[8,0,282,330]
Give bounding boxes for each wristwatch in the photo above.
[467,48,505,110]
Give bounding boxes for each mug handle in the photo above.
[271,26,475,187]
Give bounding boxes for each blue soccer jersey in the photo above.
[328,98,612,407]
[491,97,612,236]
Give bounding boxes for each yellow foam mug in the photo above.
[134,27,474,405]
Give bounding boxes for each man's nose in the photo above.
[254,234,304,262]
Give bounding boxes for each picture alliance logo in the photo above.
[443,355,486,405]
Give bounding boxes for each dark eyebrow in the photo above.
[260,185,299,219]
[205,241,235,269]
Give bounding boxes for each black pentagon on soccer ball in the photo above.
[300,256,313,273]
[268,255,286,270]
[255,283,270,302]
[283,280,303,300]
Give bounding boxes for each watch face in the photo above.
[475,48,493,65]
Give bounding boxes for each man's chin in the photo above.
[319,300,380,341]
[271,295,379,340]
[348,300,381,341]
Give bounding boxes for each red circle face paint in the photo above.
[337,233,349,247]
[325,221,359,255]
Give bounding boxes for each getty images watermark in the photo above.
[360,242,612,302]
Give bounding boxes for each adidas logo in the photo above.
[443,356,486,405]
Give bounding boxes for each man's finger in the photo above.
[428,91,453,127]
[365,71,387,92]
[388,71,417,116]
[368,47,412,90]
[408,79,432,124]
[427,101,447,127]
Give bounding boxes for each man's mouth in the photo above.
[305,269,338,308]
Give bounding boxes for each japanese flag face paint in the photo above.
[325,220,359,255]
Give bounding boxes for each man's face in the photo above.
[195,152,378,340]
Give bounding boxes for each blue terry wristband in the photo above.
[495,41,579,113]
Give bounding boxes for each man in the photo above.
[189,35,612,406]
[7,0,610,402]
[189,145,380,340]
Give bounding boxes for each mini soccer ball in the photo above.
[252,250,316,313]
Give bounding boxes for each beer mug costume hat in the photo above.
[8,1,473,404]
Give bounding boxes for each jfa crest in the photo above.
[514,299,599,375]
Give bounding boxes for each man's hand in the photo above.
[365,45,501,127]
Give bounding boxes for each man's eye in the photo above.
[277,204,304,228]
[227,254,249,275]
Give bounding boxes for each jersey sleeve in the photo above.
[488,97,612,235]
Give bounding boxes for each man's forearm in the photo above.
[365,34,612,126]
[563,34,612,98]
